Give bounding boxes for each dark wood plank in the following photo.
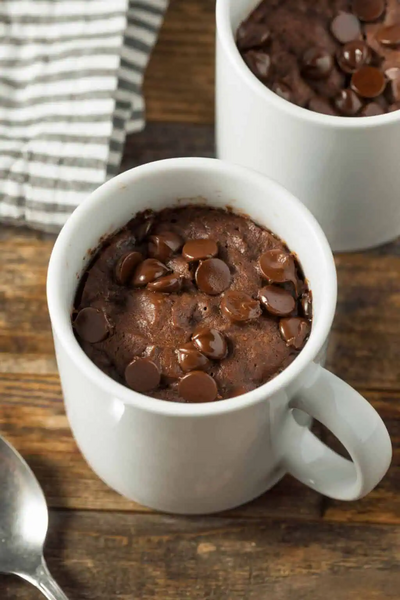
[0,234,55,372]
[0,225,53,244]
[0,373,321,519]
[144,0,215,124]
[122,123,215,171]
[0,374,398,523]
[0,1,398,596]
[322,391,400,524]
[2,511,400,599]
[327,251,400,389]
[323,468,400,525]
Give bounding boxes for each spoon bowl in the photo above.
[0,435,69,599]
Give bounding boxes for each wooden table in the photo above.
[1,1,399,598]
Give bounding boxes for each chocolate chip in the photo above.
[259,285,296,317]
[251,3,269,23]
[351,65,386,98]
[135,217,154,242]
[300,291,313,319]
[386,76,400,109]
[74,307,112,343]
[272,81,292,101]
[115,251,143,285]
[132,258,169,287]
[387,75,400,103]
[385,67,400,81]
[195,258,231,295]
[177,342,209,372]
[243,50,271,80]
[192,327,228,360]
[352,0,385,22]
[182,238,218,261]
[308,96,337,115]
[148,231,183,262]
[124,358,161,392]
[220,290,262,322]
[376,24,400,47]
[237,22,271,52]
[259,249,298,291]
[334,88,363,115]
[228,385,252,398]
[279,317,311,350]
[147,274,182,293]
[360,102,385,116]
[331,13,361,44]
[368,47,384,68]
[301,48,334,80]
[337,41,371,74]
[178,371,218,403]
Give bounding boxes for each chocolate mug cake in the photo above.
[237,0,400,116]
[73,206,312,403]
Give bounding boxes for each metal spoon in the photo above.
[0,434,69,599]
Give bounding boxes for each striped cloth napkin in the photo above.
[0,0,167,231]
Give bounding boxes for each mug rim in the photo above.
[216,0,400,130]
[47,157,337,418]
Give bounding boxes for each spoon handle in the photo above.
[31,560,69,600]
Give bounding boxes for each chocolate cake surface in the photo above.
[73,206,312,403]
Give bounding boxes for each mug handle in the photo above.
[281,366,392,500]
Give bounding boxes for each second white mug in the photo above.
[216,0,400,252]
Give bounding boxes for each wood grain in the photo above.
[0,372,321,518]
[2,511,400,599]
[0,373,398,523]
[0,0,399,597]
[144,0,215,124]
[121,123,215,171]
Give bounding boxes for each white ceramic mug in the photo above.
[216,0,400,252]
[47,158,392,514]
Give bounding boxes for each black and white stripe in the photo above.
[107,0,167,176]
[0,0,168,230]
